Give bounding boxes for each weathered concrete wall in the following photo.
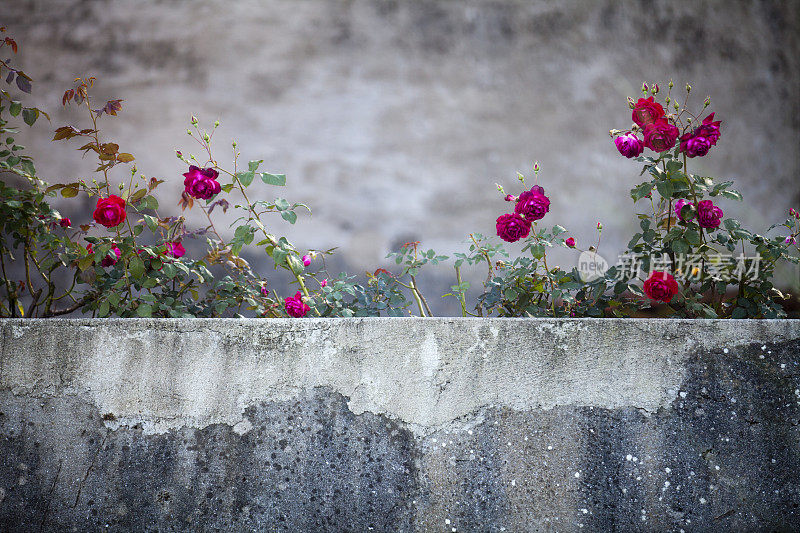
[1,318,799,531]
[3,0,800,306]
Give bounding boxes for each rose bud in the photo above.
[302,255,311,267]
[565,237,576,248]
[504,194,517,202]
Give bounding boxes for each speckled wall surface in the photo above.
[2,1,799,313]
[1,318,799,531]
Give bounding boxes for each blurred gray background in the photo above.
[5,0,800,313]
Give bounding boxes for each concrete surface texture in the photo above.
[3,0,799,302]
[1,317,799,531]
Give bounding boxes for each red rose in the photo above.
[632,97,665,127]
[643,119,679,152]
[92,195,127,228]
[86,243,121,267]
[643,271,679,302]
[565,237,576,248]
[496,213,531,243]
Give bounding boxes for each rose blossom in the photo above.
[261,285,269,297]
[284,291,310,318]
[785,236,796,246]
[182,166,221,200]
[790,208,799,219]
[643,119,679,152]
[86,243,121,267]
[632,96,665,127]
[643,271,680,302]
[496,213,531,243]
[696,200,723,229]
[165,241,186,258]
[565,237,576,248]
[614,132,644,158]
[92,195,127,228]
[302,255,311,267]
[674,199,694,222]
[693,112,721,145]
[59,218,72,228]
[679,131,713,158]
[514,185,550,221]
[320,279,328,288]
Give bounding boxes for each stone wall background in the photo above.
[4,0,799,312]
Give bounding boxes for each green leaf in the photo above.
[719,189,743,201]
[286,254,304,274]
[655,180,674,198]
[261,172,286,186]
[280,210,297,224]
[98,300,110,317]
[129,255,145,278]
[22,108,38,126]
[248,160,263,172]
[236,171,255,187]
[274,197,290,211]
[136,304,153,317]
[61,186,79,198]
[672,239,690,254]
[684,229,702,245]
[9,101,21,117]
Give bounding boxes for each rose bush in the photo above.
[0,28,796,319]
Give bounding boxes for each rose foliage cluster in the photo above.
[0,30,797,318]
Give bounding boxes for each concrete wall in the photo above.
[1,318,799,531]
[3,1,799,307]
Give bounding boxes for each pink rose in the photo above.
[614,132,645,158]
[284,291,310,317]
[165,241,185,258]
[496,213,531,243]
[302,255,311,267]
[696,200,723,229]
[565,237,575,248]
[92,195,127,228]
[182,166,221,200]
[514,186,550,221]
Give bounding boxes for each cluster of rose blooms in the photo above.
[495,185,552,243]
[613,95,722,159]
[62,164,317,317]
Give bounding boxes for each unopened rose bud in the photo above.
[785,236,796,246]
[496,183,505,195]
[302,254,311,267]
[320,279,328,288]
[175,150,182,158]
[565,237,575,248]
[641,82,648,93]
[260,285,268,297]
[504,194,516,202]
[665,96,671,105]
[668,80,674,89]
[202,133,210,142]
[652,83,659,94]
[685,83,691,93]
[596,222,603,231]
[191,115,198,125]
[704,96,711,108]
[232,141,237,148]
[214,120,220,127]
[674,102,680,111]
[790,208,799,219]
[627,96,636,109]
[533,161,540,173]
[187,129,192,135]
